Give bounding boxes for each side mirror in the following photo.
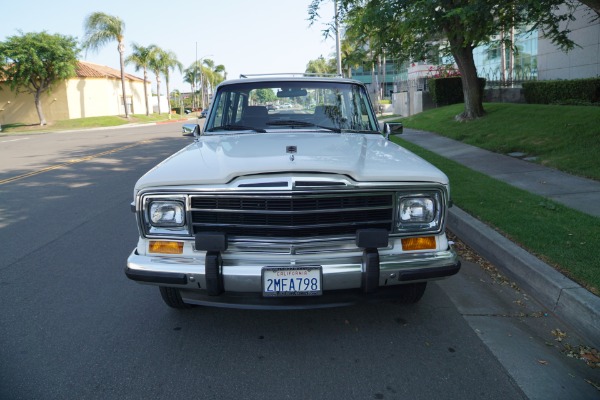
[384,122,403,139]
[182,123,200,136]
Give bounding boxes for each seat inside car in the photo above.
[240,106,268,128]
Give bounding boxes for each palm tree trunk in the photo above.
[165,76,171,119]
[143,68,150,116]
[118,40,129,118]
[156,75,162,115]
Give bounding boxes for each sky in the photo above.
[0,0,337,93]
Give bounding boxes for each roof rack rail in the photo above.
[239,72,343,78]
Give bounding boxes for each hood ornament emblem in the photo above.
[287,145,297,161]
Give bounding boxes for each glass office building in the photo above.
[473,29,538,86]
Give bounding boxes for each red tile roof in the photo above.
[76,61,143,82]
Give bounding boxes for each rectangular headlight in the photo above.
[395,193,442,233]
[140,195,189,237]
[149,201,185,227]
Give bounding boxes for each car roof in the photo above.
[217,75,365,88]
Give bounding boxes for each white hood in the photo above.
[135,132,448,190]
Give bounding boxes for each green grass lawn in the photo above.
[400,103,600,181]
[1,113,188,134]
[393,103,600,295]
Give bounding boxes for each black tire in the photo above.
[396,282,427,304]
[159,286,192,309]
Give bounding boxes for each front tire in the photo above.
[396,282,427,304]
[159,286,192,309]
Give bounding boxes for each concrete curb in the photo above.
[447,206,600,348]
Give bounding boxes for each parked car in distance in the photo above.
[129,74,460,310]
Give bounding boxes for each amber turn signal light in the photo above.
[401,236,436,251]
[149,241,184,254]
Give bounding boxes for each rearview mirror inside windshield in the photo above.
[277,88,308,98]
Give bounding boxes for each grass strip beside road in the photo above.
[394,137,600,296]
[0,113,190,134]
[400,103,600,181]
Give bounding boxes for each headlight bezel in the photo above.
[140,195,189,237]
[394,191,444,235]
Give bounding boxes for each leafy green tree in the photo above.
[0,31,79,125]
[310,0,579,121]
[82,12,129,118]
[340,38,368,78]
[305,55,336,75]
[125,43,155,116]
[252,88,277,104]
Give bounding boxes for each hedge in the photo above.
[428,76,486,106]
[522,78,600,105]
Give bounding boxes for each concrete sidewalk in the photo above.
[400,128,600,348]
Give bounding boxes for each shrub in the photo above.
[523,78,600,105]
[428,76,486,106]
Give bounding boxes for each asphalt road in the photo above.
[0,123,598,399]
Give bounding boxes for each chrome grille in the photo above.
[190,192,394,239]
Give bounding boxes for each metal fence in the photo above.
[394,64,537,93]
[474,65,537,88]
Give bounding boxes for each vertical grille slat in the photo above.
[190,192,394,239]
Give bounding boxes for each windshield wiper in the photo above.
[266,120,341,133]
[206,124,266,133]
[342,129,381,134]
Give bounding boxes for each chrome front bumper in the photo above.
[125,241,460,308]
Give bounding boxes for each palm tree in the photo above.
[160,50,183,117]
[82,12,129,118]
[200,59,226,108]
[149,46,168,115]
[183,68,197,108]
[125,43,156,116]
[184,61,203,109]
[341,39,367,78]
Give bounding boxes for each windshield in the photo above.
[204,80,379,134]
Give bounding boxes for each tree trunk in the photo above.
[165,76,171,119]
[34,89,47,125]
[451,43,485,121]
[143,68,149,116]
[118,41,129,118]
[156,75,162,115]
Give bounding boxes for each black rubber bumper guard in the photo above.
[195,230,388,297]
[356,229,389,294]
[195,232,228,296]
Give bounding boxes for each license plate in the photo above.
[262,267,322,297]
